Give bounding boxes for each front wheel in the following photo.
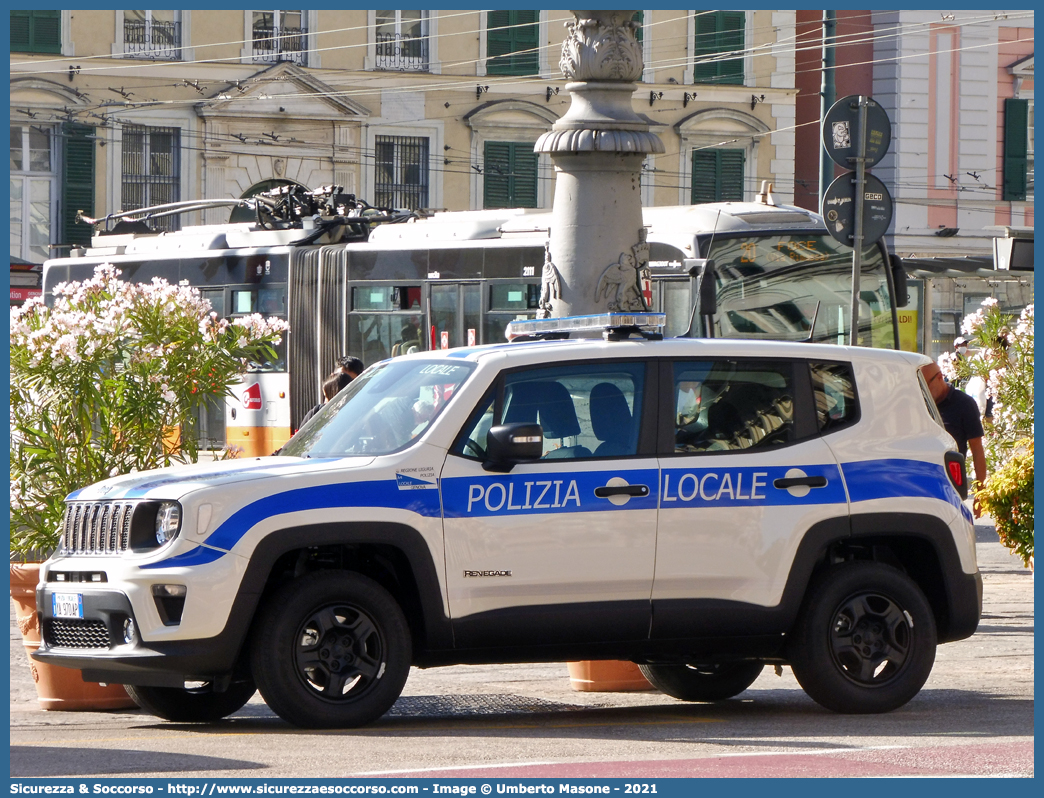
[788,561,937,713]
[250,571,412,728]
[125,679,256,722]
[639,661,764,701]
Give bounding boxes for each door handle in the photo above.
[773,476,828,489]
[595,484,650,498]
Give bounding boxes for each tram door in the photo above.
[430,283,481,349]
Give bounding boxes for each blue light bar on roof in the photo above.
[506,313,666,339]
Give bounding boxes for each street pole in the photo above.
[534,10,664,318]
[849,96,868,346]
[819,10,836,211]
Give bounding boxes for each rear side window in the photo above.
[672,360,797,452]
[810,362,858,432]
[916,368,946,428]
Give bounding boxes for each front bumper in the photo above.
[33,585,256,687]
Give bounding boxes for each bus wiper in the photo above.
[802,301,822,343]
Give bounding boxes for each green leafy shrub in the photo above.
[10,265,289,560]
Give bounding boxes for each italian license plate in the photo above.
[51,592,84,619]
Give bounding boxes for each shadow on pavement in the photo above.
[11,746,265,777]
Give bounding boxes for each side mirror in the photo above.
[684,258,717,316]
[483,423,543,473]
[890,254,909,308]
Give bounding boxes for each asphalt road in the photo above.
[10,518,1033,779]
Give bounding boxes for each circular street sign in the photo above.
[821,172,894,247]
[823,95,892,170]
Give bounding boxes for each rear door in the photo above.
[439,358,659,648]
[651,357,849,639]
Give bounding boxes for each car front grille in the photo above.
[44,619,111,649]
[60,501,137,555]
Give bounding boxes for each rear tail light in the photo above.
[944,451,968,500]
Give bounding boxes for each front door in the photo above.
[440,359,658,648]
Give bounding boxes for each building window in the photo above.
[693,11,745,85]
[487,10,539,76]
[633,11,643,44]
[483,141,538,209]
[374,135,429,211]
[375,11,429,71]
[10,10,61,54]
[252,10,307,64]
[691,148,745,203]
[122,125,181,231]
[124,10,181,60]
[10,124,55,263]
[1003,98,1030,201]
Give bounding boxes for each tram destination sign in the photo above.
[822,172,894,247]
[823,95,891,170]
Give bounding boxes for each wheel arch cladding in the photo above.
[848,512,981,643]
[236,522,453,662]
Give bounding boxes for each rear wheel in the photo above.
[125,680,256,722]
[639,661,764,701]
[250,571,411,728]
[788,561,937,713]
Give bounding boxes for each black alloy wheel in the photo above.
[250,571,411,728]
[788,561,937,713]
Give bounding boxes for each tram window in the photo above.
[490,283,540,310]
[661,280,692,338]
[232,289,255,314]
[352,285,421,311]
[201,289,225,318]
[258,287,285,314]
[485,314,533,344]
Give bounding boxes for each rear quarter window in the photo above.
[809,362,859,432]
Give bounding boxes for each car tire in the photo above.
[125,680,256,722]
[788,561,937,714]
[639,661,764,701]
[250,571,411,729]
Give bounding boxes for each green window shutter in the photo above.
[10,10,61,54]
[1003,98,1029,201]
[484,142,538,209]
[691,149,745,204]
[719,149,746,201]
[484,141,512,208]
[487,10,539,76]
[632,11,643,45]
[61,123,95,247]
[693,11,744,85]
[512,146,538,208]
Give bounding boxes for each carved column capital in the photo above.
[560,10,643,82]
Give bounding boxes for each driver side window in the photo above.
[452,361,645,460]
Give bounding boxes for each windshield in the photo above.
[706,234,895,348]
[282,359,476,457]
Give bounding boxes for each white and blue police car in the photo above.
[33,314,980,727]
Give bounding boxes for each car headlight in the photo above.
[155,501,182,545]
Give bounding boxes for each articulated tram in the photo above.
[43,187,907,456]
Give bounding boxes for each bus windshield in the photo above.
[281,358,476,457]
[706,234,895,348]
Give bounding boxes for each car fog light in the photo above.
[151,584,187,597]
[123,618,137,645]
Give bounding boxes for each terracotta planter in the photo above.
[10,562,137,711]
[567,660,655,692]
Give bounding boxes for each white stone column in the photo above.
[534,10,664,318]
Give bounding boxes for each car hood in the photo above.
[65,456,375,502]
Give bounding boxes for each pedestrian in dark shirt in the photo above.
[299,369,353,427]
[920,362,986,516]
